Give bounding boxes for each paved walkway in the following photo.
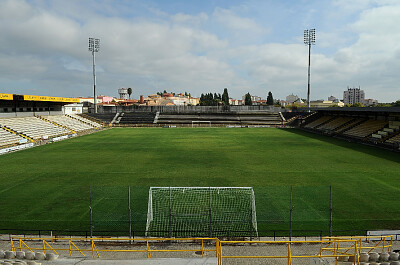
[31,257,217,265]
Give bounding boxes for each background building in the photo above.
[118,88,128,100]
[242,94,262,103]
[363,98,378,106]
[328,95,337,101]
[286,94,299,103]
[343,87,365,104]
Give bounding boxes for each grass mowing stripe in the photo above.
[0,127,399,234]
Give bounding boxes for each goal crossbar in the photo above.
[146,187,258,238]
[191,121,211,127]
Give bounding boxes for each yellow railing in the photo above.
[1,126,34,142]
[216,238,360,265]
[322,235,393,254]
[10,236,392,264]
[10,236,217,259]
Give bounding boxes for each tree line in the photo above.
[200,88,230,106]
[200,89,275,106]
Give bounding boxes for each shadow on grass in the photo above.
[279,128,400,164]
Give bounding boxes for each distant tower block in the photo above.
[118,88,128,100]
[140,95,144,104]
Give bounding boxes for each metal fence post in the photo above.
[250,189,253,241]
[329,185,333,237]
[169,187,172,238]
[208,187,212,238]
[128,186,133,240]
[289,186,293,241]
[89,186,93,238]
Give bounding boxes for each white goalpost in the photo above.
[146,187,258,238]
[191,121,211,127]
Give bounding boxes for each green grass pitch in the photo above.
[0,127,399,236]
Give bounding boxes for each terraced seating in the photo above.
[157,112,282,125]
[238,113,282,125]
[69,114,102,127]
[0,127,25,147]
[343,119,388,138]
[318,117,355,131]
[304,116,333,129]
[0,117,70,140]
[157,113,240,125]
[385,133,400,144]
[85,113,117,123]
[334,118,366,133]
[44,115,94,132]
[118,112,156,124]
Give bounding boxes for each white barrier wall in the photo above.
[0,143,35,155]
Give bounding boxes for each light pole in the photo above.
[88,37,100,113]
[304,29,315,112]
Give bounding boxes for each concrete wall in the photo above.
[96,105,285,114]
[0,111,63,118]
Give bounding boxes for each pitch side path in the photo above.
[0,127,399,236]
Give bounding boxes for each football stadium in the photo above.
[0,93,400,264]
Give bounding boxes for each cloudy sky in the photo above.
[0,0,399,102]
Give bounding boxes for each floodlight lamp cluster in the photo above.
[88,38,100,52]
[304,29,316,45]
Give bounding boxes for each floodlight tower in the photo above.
[304,29,315,112]
[88,37,100,113]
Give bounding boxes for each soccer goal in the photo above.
[146,187,258,238]
[191,121,211,127]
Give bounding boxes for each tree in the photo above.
[127,88,132,99]
[393,100,400,107]
[222,88,229,105]
[350,102,365,107]
[244,93,252,106]
[266,91,274,106]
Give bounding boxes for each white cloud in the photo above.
[172,12,208,27]
[211,7,269,46]
[0,0,400,102]
[213,7,264,33]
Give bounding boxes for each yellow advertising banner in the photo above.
[38,96,50,101]
[64,98,80,103]
[0,93,13,100]
[24,95,40,101]
[23,95,79,103]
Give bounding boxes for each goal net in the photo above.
[146,187,257,238]
[191,121,211,127]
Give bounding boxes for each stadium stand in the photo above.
[334,118,367,133]
[303,115,334,129]
[157,113,240,125]
[386,133,400,144]
[85,111,283,126]
[0,126,25,147]
[382,121,400,145]
[295,108,400,151]
[117,112,156,125]
[343,119,388,138]
[317,116,356,131]
[0,116,71,140]
[301,114,388,139]
[43,115,96,132]
[157,112,283,126]
[84,113,117,124]
[239,112,283,125]
[68,114,102,128]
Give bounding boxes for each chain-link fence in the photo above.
[3,185,400,238]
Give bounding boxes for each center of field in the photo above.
[0,127,399,235]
